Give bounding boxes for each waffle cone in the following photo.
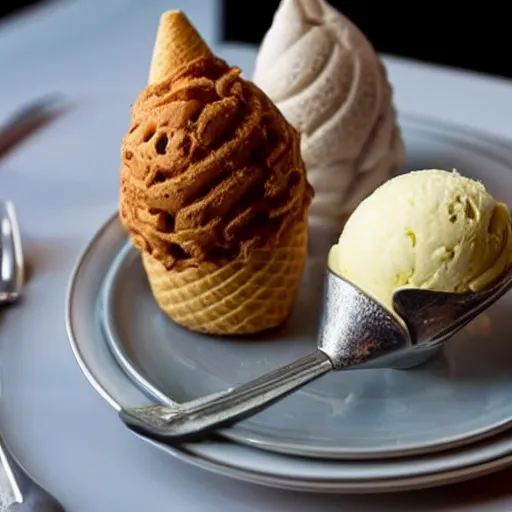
[148,10,213,84]
[141,219,308,335]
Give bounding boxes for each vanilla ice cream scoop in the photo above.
[329,169,512,311]
[253,0,405,229]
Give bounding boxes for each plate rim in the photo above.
[144,434,512,494]
[96,112,512,459]
[101,234,512,460]
[66,112,512,491]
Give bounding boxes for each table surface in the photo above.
[1,1,512,510]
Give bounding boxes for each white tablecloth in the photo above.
[1,1,511,510]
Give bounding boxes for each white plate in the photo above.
[67,113,512,491]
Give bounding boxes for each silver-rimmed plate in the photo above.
[67,114,512,491]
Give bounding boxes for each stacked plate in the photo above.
[67,114,512,493]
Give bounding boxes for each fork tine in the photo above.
[0,201,24,302]
[5,201,24,290]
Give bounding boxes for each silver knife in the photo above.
[0,93,67,159]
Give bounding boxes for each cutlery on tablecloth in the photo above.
[0,94,67,160]
[0,201,64,511]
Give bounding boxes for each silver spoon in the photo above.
[0,201,65,511]
[119,263,512,444]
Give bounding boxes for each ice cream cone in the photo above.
[148,10,212,85]
[121,11,312,336]
[142,220,308,335]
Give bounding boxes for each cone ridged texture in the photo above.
[142,220,307,334]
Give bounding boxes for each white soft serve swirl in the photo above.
[253,0,405,229]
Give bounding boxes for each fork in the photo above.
[0,201,64,511]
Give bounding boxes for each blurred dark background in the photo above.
[0,0,42,19]
[222,0,509,79]
[1,0,509,79]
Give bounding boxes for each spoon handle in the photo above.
[119,350,333,442]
